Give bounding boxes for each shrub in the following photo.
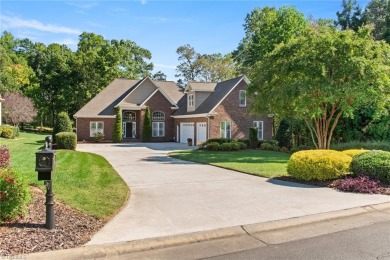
[275,119,292,149]
[340,149,368,158]
[56,132,77,150]
[206,142,220,151]
[237,139,249,147]
[112,106,123,143]
[260,143,274,150]
[351,150,390,184]
[1,127,14,139]
[12,126,19,137]
[0,168,30,223]
[92,132,105,143]
[237,142,247,150]
[0,146,10,168]
[336,175,381,194]
[205,138,232,144]
[332,141,390,152]
[142,106,152,142]
[249,127,258,149]
[287,150,352,181]
[53,112,73,142]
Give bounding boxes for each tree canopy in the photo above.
[233,6,308,74]
[249,25,390,149]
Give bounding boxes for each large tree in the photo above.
[233,6,308,75]
[249,26,390,149]
[363,0,389,40]
[335,0,364,31]
[175,44,236,83]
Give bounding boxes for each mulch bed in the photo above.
[275,176,390,195]
[0,186,105,256]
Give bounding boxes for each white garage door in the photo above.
[180,123,194,143]
[197,122,207,144]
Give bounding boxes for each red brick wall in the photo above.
[76,118,115,141]
[210,80,273,140]
[145,90,176,142]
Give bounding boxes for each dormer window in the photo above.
[188,94,194,107]
[239,90,246,107]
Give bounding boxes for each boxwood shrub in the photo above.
[56,132,77,150]
[287,150,352,181]
[351,150,390,184]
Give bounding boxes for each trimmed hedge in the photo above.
[287,150,352,181]
[53,112,73,142]
[351,150,390,184]
[340,149,368,158]
[56,132,77,150]
[332,141,390,152]
[0,168,30,223]
[205,141,246,151]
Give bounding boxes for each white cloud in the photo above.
[154,63,176,69]
[54,38,78,46]
[1,15,81,35]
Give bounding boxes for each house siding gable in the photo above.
[125,78,157,105]
[210,80,273,140]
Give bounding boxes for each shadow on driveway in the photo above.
[267,178,322,189]
[111,142,197,151]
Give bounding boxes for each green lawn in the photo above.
[1,132,128,220]
[170,149,291,178]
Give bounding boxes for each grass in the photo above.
[1,132,128,220]
[170,149,291,178]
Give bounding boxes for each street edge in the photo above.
[25,201,390,260]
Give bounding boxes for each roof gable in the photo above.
[173,75,249,117]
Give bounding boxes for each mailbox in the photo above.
[36,149,56,181]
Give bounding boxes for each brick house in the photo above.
[74,75,273,143]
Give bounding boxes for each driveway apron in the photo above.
[77,143,390,245]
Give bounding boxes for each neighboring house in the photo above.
[74,75,273,143]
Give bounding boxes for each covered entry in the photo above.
[123,111,136,138]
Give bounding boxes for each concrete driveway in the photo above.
[77,143,390,245]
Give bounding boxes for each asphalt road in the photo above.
[208,220,390,260]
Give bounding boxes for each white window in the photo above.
[152,111,165,121]
[90,121,104,137]
[239,90,246,107]
[253,121,263,140]
[220,121,231,139]
[188,94,194,107]
[152,122,165,137]
[123,111,136,121]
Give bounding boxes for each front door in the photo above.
[123,122,136,138]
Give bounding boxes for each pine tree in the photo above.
[112,106,122,143]
[142,107,152,142]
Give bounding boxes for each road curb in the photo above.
[26,201,390,260]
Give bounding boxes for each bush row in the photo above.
[205,141,247,151]
[0,125,20,139]
[287,149,390,184]
[332,141,390,152]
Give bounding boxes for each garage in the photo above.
[180,123,194,143]
[196,122,207,144]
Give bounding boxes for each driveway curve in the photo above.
[77,143,390,245]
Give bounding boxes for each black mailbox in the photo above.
[36,149,56,181]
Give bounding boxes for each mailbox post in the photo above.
[35,136,56,229]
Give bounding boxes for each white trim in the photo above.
[152,122,165,137]
[253,121,264,140]
[210,75,250,112]
[140,88,179,107]
[220,121,232,139]
[188,93,194,107]
[90,121,104,137]
[171,113,210,119]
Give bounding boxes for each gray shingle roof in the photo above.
[74,78,184,118]
[173,76,246,116]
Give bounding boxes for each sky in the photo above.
[1,0,371,81]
